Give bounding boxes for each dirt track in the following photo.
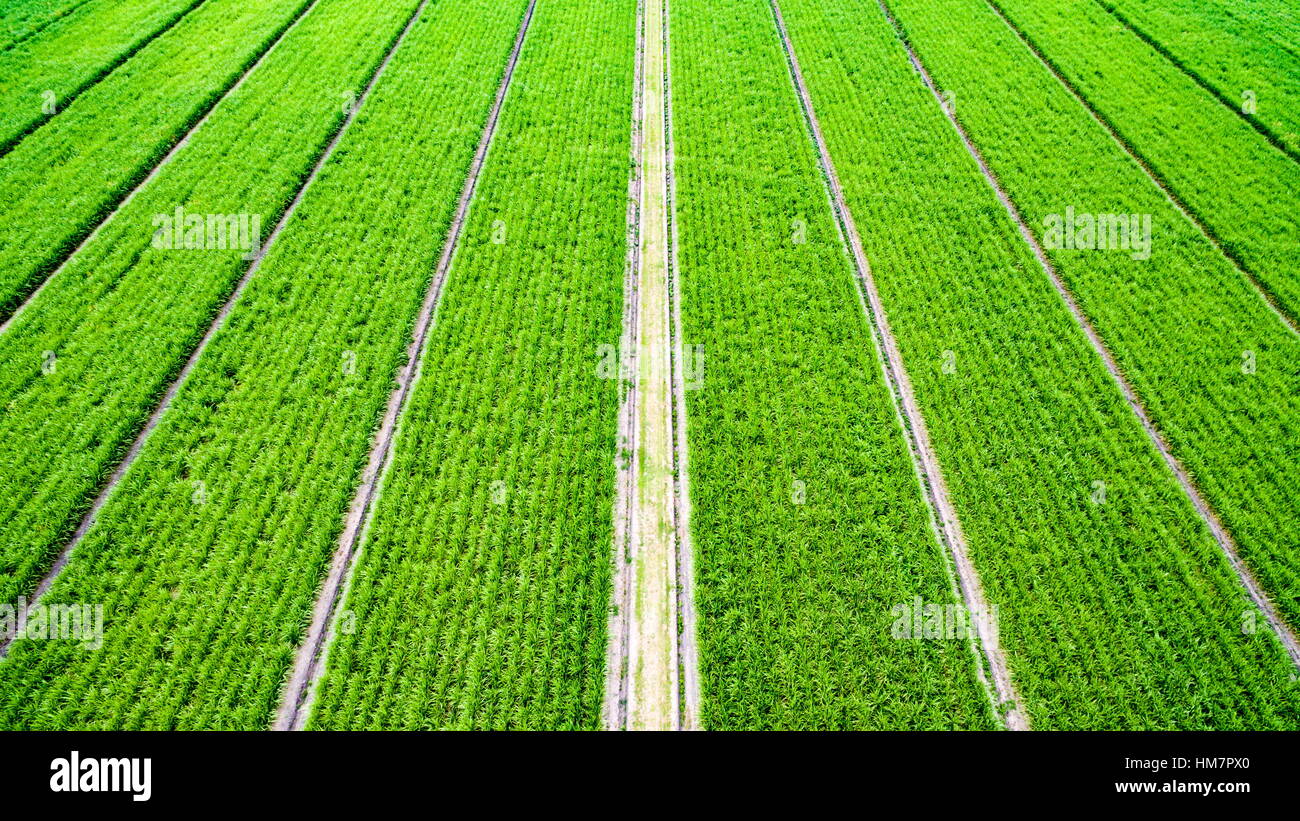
[606,0,699,732]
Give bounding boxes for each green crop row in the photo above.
[0,0,91,49]
[0,0,532,730]
[1097,0,1300,157]
[886,0,1300,641]
[780,0,1299,728]
[308,0,635,731]
[669,0,992,729]
[0,0,203,153]
[0,0,421,616]
[0,0,311,322]
[987,0,1300,325]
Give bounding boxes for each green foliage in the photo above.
[0,0,424,661]
[0,0,530,730]
[0,0,92,50]
[990,0,1300,324]
[789,0,1300,727]
[1,0,1295,732]
[0,0,203,153]
[0,0,312,321]
[886,0,1300,647]
[309,0,635,731]
[671,0,993,729]
[1098,0,1300,157]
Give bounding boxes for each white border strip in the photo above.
[663,0,700,731]
[604,0,646,732]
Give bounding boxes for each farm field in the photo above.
[0,0,90,48]
[0,0,1296,732]
[989,0,1300,325]
[0,0,202,153]
[671,0,992,729]
[0,0,423,618]
[1097,0,1300,157]
[0,0,533,730]
[0,0,311,320]
[309,0,632,730]
[884,0,1300,641]
[780,0,1298,728]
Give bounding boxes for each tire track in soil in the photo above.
[626,0,677,731]
[603,0,645,733]
[664,0,700,731]
[607,0,698,731]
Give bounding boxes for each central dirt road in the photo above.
[626,0,680,731]
[606,0,698,731]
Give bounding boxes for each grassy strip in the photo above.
[0,0,204,153]
[308,0,637,731]
[0,0,92,50]
[886,0,1300,642]
[783,0,1300,728]
[669,0,992,729]
[1200,0,1300,49]
[988,0,1300,324]
[1097,0,1300,157]
[0,0,422,615]
[0,0,531,730]
[0,0,312,322]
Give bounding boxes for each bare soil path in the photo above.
[607,0,699,731]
